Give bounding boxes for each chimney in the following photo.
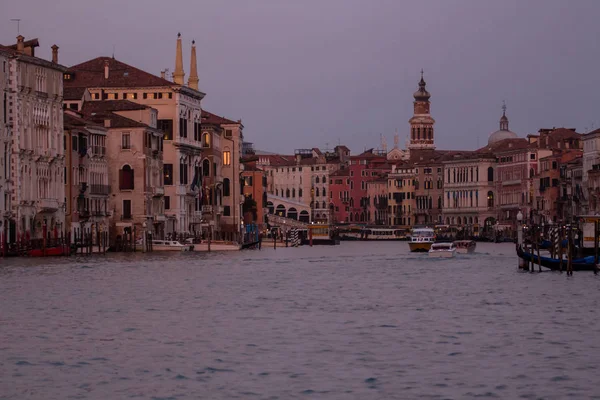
[51,45,59,63]
[16,35,24,53]
[104,60,109,79]
[160,70,166,79]
[104,119,111,128]
[188,40,199,90]
[173,33,185,84]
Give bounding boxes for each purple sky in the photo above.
[3,0,599,153]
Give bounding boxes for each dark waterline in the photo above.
[1,242,599,399]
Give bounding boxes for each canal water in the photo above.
[1,242,599,399]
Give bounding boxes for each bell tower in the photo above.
[408,70,435,150]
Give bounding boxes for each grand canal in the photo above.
[1,242,599,399]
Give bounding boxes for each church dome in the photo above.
[488,128,518,145]
[488,102,517,145]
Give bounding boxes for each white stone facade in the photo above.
[7,50,66,239]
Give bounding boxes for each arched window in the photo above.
[292,188,296,197]
[530,168,535,178]
[202,159,210,177]
[223,178,230,196]
[487,191,494,208]
[322,201,327,209]
[349,213,353,222]
[315,176,320,184]
[322,187,326,197]
[202,132,210,148]
[487,167,494,182]
[438,196,442,209]
[299,188,303,197]
[286,189,290,198]
[119,164,134,190]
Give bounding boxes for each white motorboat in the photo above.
[151,240,192,251]
[184,238,241,251]
[428,242,456,258]
[454,240,476,254]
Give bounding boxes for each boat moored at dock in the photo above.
[151,240,192,251]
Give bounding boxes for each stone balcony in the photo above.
[38,198,59,212]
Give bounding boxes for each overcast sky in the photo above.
[2,0,599,153]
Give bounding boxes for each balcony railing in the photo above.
[90,184,111,195]
[92,146,106,156]
[151,186,164,197]
[202,205,213,214]
[38,198,59,212]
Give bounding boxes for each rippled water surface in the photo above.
[1,242,600,399]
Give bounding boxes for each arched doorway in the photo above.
[299,211,310,223]
[267,201,274,214]
[288,207,298,220]
[275,204,286,217]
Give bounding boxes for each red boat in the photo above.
[28,246,69,257]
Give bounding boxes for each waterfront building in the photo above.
[534,151,581,223]
[213,114,244,238]
[441,107,521,236]
[581,128,600,214]
[328,168,350,224]
[442,151,497,237]
[563,155,584,219]
[387,163,416,227]
[1,36,67,241]
[81,100,165,243]
[366,177,389,225]
[64,33,204,237]
[0,48,10,245]
[259,147,347,223]
[345,149,389,223]
[63,110,109,241]
[241,164,268,229]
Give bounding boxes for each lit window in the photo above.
[223,151,231,166]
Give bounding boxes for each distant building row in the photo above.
[245,75,593,239]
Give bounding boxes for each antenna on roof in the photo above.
[10,19,21,35]
[112,44,115,59]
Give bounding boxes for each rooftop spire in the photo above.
[188,40,199,90]
[173,32,185,84]
[413,69,430,101]
[499,100,509,131]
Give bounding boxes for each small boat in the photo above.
[454,240,476,254]
[409,227,435,252]
[428,242,456,258]
[359,228,408,240]
[151,240,192,251]
[28,245,69,257]
[516,245,599,272]
[184,238,241,251]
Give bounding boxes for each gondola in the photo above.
[516,245,599,272]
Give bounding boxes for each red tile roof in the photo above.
[82,100,152,114]
[80,101,152,129]
[63,87,88,101]
[201,110,238,126]
[66,57,175,88]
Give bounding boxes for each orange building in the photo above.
[241,164,267,230]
